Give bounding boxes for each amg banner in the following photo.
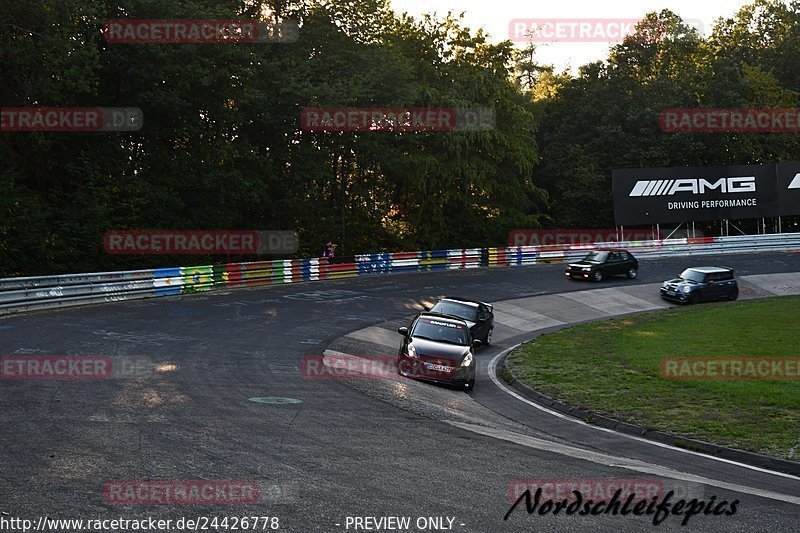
[777,161,800,216]
[612,163,787,225]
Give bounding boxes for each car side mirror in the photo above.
[397,327,409,336]
[472,339,482,348]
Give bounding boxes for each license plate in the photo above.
[425,363,452,372]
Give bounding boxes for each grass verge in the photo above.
[508,296,800,460]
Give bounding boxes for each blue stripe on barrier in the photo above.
[358,253,392,275]
[153,267,182,296]
[299,260,313,282]
[418,250,448,271]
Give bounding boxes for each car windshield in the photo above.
[583,251,608,262]
[430,301,478,322]
[412,318,470,345]
[680,269,706,283]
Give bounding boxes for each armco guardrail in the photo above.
[1,233,799,316]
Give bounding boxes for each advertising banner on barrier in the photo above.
[777,161,800,216]
[612,163,781,225]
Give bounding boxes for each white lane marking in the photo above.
[488,348,800,484]
[447,420,800,505]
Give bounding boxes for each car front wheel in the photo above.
[688,292,700,305]
[593,270,603,282]
[729,288,739,301]
[627,268,638,279]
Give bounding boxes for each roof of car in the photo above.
[685,266,733,273]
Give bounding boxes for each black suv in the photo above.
[565,249,639,282]
[660,267,739,304]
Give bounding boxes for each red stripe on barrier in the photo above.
[241,261,274,286]
[688,237,715,244]
[539,244,570,252]
[244,276,271,287]
[326,262,358,272]
[240,260,276,272]
[291,260,303,282]
[225,264,244,287]
[392,252,419,260]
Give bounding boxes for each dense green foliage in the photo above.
[1,0,798,275]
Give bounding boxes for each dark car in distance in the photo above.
[397,313,480,391]
[661,267,739,304]
[429,296,495,345]
[565,249,639,282]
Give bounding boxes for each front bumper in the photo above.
[565,269,592,279]
[660,287,688,303]
[398,355,473,385]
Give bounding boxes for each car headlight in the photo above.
[461,352,473,367]
[407,344,417,358]
[582,267,591,271]
[682,286,691,294]
[662,282,668,288]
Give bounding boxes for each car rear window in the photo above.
[412,318,470,345]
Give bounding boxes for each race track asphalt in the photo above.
[1,252,799,532]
